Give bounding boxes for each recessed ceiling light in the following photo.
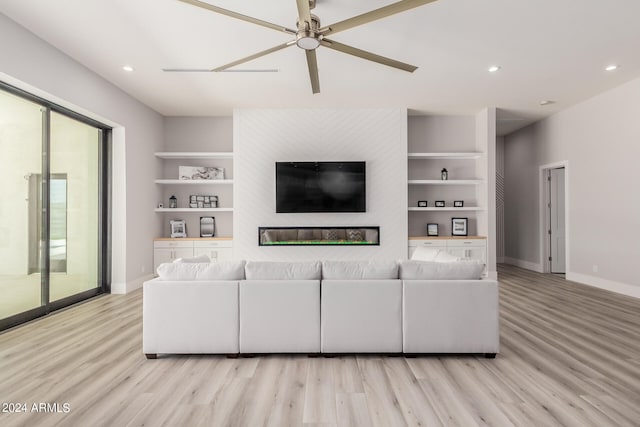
[122,65,134,72]
[605,64,618,71]
[488,65,501,73]
[539,100,555,106]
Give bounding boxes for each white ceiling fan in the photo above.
[163,0,439,93]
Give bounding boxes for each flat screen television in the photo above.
[276,161,366,213]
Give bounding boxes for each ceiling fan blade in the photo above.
[305,49,320,94]
[212,41,295,72]
[296,0,312,27]
[320,39,417,72]
[178,0,296,34]
[320,0,438,36]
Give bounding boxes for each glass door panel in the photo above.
[0,90,44,320]
[49,112,100,301]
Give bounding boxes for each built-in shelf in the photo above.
[408,152,483,160]
[408,207,486,212]
[154,208,234,213]
[155,179,234,185]
[408,179,484,185]
[155,152,233,159]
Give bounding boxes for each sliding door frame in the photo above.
[0,81,111,331]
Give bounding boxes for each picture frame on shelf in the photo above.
[435,200,445,207]
[454,200,464,207]
[451,217,468,236]
[200,217,215,237]
[170,220,187,238]
[417,200,428,207]
[427,223,439,236]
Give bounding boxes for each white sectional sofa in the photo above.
[143,257,499,359]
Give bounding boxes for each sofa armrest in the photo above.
[402,279,499,354]
[143,279,239,355]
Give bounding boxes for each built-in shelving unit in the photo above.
[408,152,483,160]
[408,179,484,185]
[407,116,490,242]
[154,208,234,213]
[155,179,234,185]
[408,207,486,212]
[155,152,233,160]
[155,150,234,239]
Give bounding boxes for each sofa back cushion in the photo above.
[245,261,321,280]
[173,253,210,263]
[322,260,399,280]
[399,260,484,280]
[411,246,461,262]
[157,260,246,281]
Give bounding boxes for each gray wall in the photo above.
[0,13,164,292]
[504,76,640,295]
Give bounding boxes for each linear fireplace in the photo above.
[259,226,380,246]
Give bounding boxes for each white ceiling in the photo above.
[2,0,640,135]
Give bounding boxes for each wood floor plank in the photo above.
[1,264,639,426]
[303,357,337,424]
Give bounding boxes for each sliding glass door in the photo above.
[0,89,44,320]
[0,83,109,330]
[50,112,100,302]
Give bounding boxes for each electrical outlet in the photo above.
[592,265,598,273]
[141,265,146,273]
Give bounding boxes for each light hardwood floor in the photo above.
[1,265,639,427]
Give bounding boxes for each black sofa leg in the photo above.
[484,353,497,359]
[145,353,158,359]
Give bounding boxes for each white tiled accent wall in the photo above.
[233,108,408,261]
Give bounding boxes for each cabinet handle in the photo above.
[463,241,472,244]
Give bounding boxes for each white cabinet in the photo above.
[153,239,233,272]
[446,239,487,264]
[408,238,486,264]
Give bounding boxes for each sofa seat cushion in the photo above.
[322,260,399,280]
[156,260,246,281]
[399,260,484,280]
[244,261,321,280]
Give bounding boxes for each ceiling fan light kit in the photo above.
[169,0,438,93]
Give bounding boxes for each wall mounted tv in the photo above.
[275,161,366,213]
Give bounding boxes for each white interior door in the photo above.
[550,168,566,273]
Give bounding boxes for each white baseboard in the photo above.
[503,257,544,273]
[111,274,153,294]
[567,272,640,299]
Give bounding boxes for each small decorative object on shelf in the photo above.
[427,223,439,236]
[190,195,219,208]
[435,200,445,207]
[441,168,448,180]
[451,217,468,236]
[200,217,215,237]
[169,195,177,208]
[417,200,428,207]
[454,200,464,207]
[179,166,224,180]
[157,202,164,208]
[170,219,187,238]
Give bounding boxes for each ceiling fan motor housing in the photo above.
[296,14,321,50]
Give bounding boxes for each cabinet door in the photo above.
[447,240,486,263]
[153,247,193,272]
